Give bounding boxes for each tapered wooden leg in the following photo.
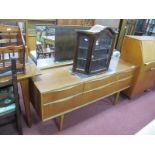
[20,78,32,127]
[113,92,120,105]
[59,115,64,131]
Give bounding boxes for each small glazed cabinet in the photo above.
[73,25,117,74]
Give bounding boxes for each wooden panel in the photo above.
[42,94,83,120]
[117,69,135,79]
[0,25,19,32]
[83,82,117,104]
[27,35,36,51]
[42,83,84,104]
[116,77,133,91]
[29,79,42,119]
[84,74,118,91]
[121,36,143,66]
[141,40,155,63]
[57,19,95,26]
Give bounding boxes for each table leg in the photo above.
[59,114,64,131]
[20,78,32,127]
[113,92,120,105]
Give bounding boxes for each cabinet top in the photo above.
[32,59,135,93]
[77,24,117,35]
[126,35,155,41]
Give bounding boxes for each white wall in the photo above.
[95,19,120,28]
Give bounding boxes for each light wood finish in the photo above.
[57,19,95,26]
[30,60,135,125]
[116,19,137,51]
[59,115,64,131]
[121,35,155,98]
[113,92,120,105]
[0,61,40,127]
[27,35,36,51]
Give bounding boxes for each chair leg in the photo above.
[59,114,64,131]
[16,107,23,135]
[16,115,23,135]
[113,92,120,105]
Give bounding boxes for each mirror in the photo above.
[31,25,90,69]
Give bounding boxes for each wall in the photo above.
[95,19,120,28]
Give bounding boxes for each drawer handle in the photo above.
[150,68,155,71]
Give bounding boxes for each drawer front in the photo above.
[42,83,83,104]
[117,69,135,80]
[42,94,84,120]
[84,74,118,91]
[83,82,117,104]
[116,77,133,91]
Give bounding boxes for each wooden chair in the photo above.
[0,25,26,74]
[36,44,53,59]
[0,58,23,135]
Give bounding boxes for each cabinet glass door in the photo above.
[90,31,113,73]
[76,35,89,71]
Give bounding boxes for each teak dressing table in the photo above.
[30,59,136,130]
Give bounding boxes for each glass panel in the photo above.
[90,30,113,73]
[90,59,107,72]
[76,35,89,71]
[76,59,87,71]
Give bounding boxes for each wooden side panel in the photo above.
[141,40,155,63]
[121,36,143,66]
[29,79,43,120]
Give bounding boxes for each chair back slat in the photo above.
[0,101,15,108]
[0,92,12,99]
[0,66,11,73]
[0,80,12,88]
[0,25,25,74]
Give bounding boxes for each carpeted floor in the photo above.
[1,86,155,135]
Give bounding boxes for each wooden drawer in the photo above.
[84,74,118,91]
[42,83,83,104]
[83,82,117,104]
[116,77,133,91]
[117,69,135,80]
[42,94,84,120]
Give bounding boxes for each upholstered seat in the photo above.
[0,86,16,115]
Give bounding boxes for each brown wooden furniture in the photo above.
[0,25,26,73]
[0,58,22,134]
[0,61,40,127]
[73,25,117,74]
[30,59,135,130]
[121,36,155,98]
[57,19,95,26]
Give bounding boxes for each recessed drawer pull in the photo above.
[150,68,155,71]
[54,84,80,92]
[44,93,81,105]
[145,61,155,66]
